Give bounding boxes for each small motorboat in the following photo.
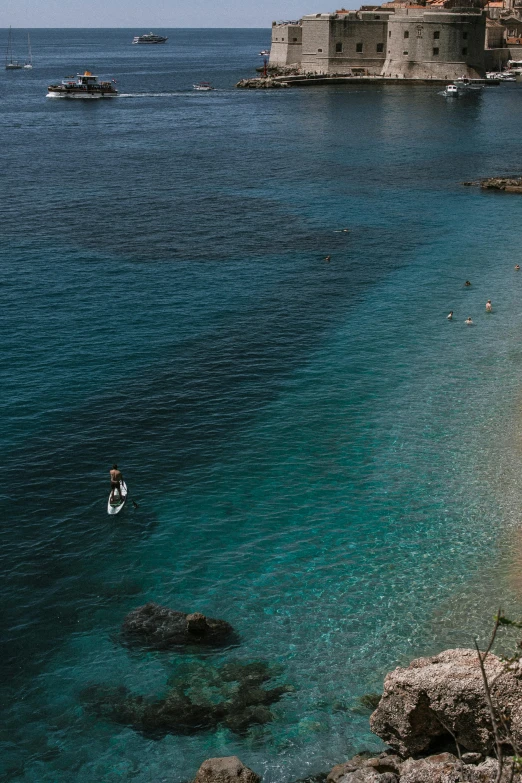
[442,83,459,97]
[259,49,270,56]
[442,80,482,97]
[193,81,214,91]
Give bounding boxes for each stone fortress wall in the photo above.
[300,12,392,74]
[270,22,302,65]
[269,5,487,78]
[383,8,485,78]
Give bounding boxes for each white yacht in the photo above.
[47,71,118,99]
[193,81,214,91]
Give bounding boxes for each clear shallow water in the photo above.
[3,27,522,783]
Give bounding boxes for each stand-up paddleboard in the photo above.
[108,481,128,515]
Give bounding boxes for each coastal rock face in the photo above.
[236,77,288,89]
[480,177,522,193]
[328,752,522,783]
[193,757,260,783]
[121,602,237,650]
[463,177,522,193]
[370,648,522,756]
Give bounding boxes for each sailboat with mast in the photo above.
[24,34,32,69]
[5,27,23,70]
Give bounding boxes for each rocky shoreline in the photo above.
[83,602,522,782]
[187,646,522,783]
[463,176,522,193]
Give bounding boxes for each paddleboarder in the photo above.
[110,464,124,503]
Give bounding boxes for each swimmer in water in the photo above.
[324,255,331,262]
[465,317,473,325]
[516,265,520,271]
[464,281,471,287]
[486,300,492,312]
[447,311,453,320]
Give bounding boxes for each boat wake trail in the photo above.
[118,92,200,98]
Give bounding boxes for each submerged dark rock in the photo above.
[120,602,237,650]
[81,659,293,739]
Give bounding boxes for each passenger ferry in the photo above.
[46,71,118,99]
[132,32,168,44]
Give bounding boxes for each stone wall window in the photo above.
[403,50,408,55]
[417,25,423,37]
[376,42,384,52]
[434,30,440,39]
[375,15,380,19]
[336,41,343,52]
[318,48,323,52]
[356,42,363,52]
[462,46,468,55]
[404,30,409,38]
[389,30,391,37]
[463,31,468,39]
[293,37,297,41]
[433,46,439,55]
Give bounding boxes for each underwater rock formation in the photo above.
[193,756,260,783]
[81,659,293,738]
[120,602,237,650]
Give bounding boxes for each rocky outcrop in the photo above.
[370,648,522,757]
[463,177,522,193]
[193,757,260,783]
[236,78,289,89]
[120,603,237,650]
[81,659,293,738]
[326,751,521,783]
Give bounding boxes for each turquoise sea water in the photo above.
[3,27,522,782]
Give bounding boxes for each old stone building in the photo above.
[382,7,485,78]
[270,3,486,77]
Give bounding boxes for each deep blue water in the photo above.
[3,27,522,783]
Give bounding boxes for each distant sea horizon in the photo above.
[2,25,522,783]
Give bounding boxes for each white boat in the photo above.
[132,32,168,44]
[108,480,128,515]
[259,49,270,56]
[47,71,118,99]
[23,34,32,69]
[442,84,459,96]
[193,81,214,91]
[5,26,22,70]
[442,80,482,97]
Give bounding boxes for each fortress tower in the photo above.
[270,22,303,66]
[381,7,486,78]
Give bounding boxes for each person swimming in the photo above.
[447,311,453,320]
[486,300,492,312]
[324,255,331,262]
[516,265,520,271]
[465,316,473,325]
[464,281,471,287]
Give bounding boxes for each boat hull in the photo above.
[46,90,118,99]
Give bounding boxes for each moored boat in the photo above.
[132,32,168,44]
[193,81,214,91]
[442,79,482,97]
[47,71,118,99]
[5,26,22,70]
